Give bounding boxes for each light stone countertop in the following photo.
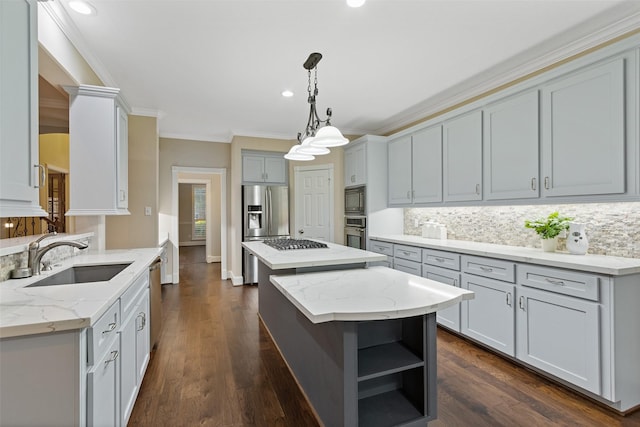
[0,247,161,338]
[270,266,474,324]
[242,240,386,269]
[370,234,640,276]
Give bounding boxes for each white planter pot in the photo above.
[541,237,558,252]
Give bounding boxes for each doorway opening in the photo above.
[170,166,228,284]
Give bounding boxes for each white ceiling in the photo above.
[44,0,640,142]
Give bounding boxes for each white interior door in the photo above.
[294,166,333,241]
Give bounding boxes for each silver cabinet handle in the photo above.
[544,176,550,190]
[519,296,525,310]
[506,292,512,306]
[545,278,565,286]
[411,189,415,199]
[453,279,458,287]
[531,177,536,191]
[265,172,268,180]
[435,257,445,263]
[406,190,411,199]
[137,312,146,331]
[34,164,45,188]
[475,184,480,195]
[102,322,117,335]
[402,251,411,256]
[105,350,119,366]
[480,266,493,272]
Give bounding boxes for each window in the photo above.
[192,185,206,240]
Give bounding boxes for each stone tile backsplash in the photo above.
[404,202,640,258]
[0,238,91,282]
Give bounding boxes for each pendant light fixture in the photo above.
[285,53,348,161]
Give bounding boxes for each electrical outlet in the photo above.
[145,206,152,216]
[414,218,420,228]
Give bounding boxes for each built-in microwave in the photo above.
[345,185,365,215]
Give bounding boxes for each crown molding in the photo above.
[374,4,640,136]
[130,108,165,119]
[159,131,233,144]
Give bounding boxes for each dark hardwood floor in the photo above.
[129,246,640,426]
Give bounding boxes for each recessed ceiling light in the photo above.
[281,90,294,98]
[68,1,96,15]
[347,0,366,8]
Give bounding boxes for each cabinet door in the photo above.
[119,309,138,426]
[135,290,151,383]
[0,0,46,217]
[345,144,366,187]
[484,91,539,200]
[461,273,515,356]
[443,111,483,202]
[263,156,286,184]
[242,155,265,183]
[412,126,442,204]
[541,59,625,197]
[87,338,120,427]
[116,105,128,209]
[388,136,412,205]
[423,265,461,332]
[344,147,356,187]
[516,286,600,394]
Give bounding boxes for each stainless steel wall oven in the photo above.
[344,216,366,250]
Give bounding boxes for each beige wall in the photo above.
[159,138,231,275]
[106,115,159,249]
[38,133,71,233]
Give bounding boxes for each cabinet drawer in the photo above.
[422,249,460,271]
[369,240,394,256]
[88,300,121,365]
[422,265,460,287]
[394,258,422,277]
[121,271,149,319]
[517,265,599,301]
[394,244,422,263]
[461,255,515,283]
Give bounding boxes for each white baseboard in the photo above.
[229,271,244,286]
[206,255,221,263]
[179,241,205,247]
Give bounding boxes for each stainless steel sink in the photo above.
[27,263,132,287]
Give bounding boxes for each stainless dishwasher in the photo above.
[149,257,162,349]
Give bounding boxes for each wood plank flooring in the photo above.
[129,247,640,426]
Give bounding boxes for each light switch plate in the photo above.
[145,206,152,216]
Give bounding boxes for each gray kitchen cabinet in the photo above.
[344,143,366,187]
[461,272,516,356]
[368,239,393,268]
[65,85,130,215]
[423,264,461,332]
[443,111,483,202]
[541,58,625,197]
[516,285,600,394]
[483,91,540,200]
[388,126,442,206]
[0,0,47,218]
[242,152,287,184]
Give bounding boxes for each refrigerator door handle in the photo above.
[266,187,271,236]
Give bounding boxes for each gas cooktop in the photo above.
[263,238,328,251]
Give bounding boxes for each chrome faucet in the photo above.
[28,232,89,275]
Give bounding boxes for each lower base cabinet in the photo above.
[461,273,516,356]
[422,265,461,332]
[0,270,151,426]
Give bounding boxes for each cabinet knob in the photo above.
[298,229,304,234]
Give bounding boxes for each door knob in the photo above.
[298,229,304,234]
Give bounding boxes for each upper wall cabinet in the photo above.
[388,126,442,206]
[242,152,287,185]
[64,85,130,215]
[0,0,47,217]
[443,111,482,202]
[541,59,625,197]
[344,143,366,188]
[483,91,540,200]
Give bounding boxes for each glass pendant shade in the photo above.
[284,145,315,161]
[309,125,349,147]
[297,137,330,155]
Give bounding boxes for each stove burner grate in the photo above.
[263,238,328,251]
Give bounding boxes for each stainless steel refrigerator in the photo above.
[242,185,290,283]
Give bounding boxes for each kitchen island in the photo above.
[242,240,473,426]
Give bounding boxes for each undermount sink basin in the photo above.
[27,263,132,287]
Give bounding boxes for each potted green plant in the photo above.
[524,211,573,252]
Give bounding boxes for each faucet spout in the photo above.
[29,237,89,275]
